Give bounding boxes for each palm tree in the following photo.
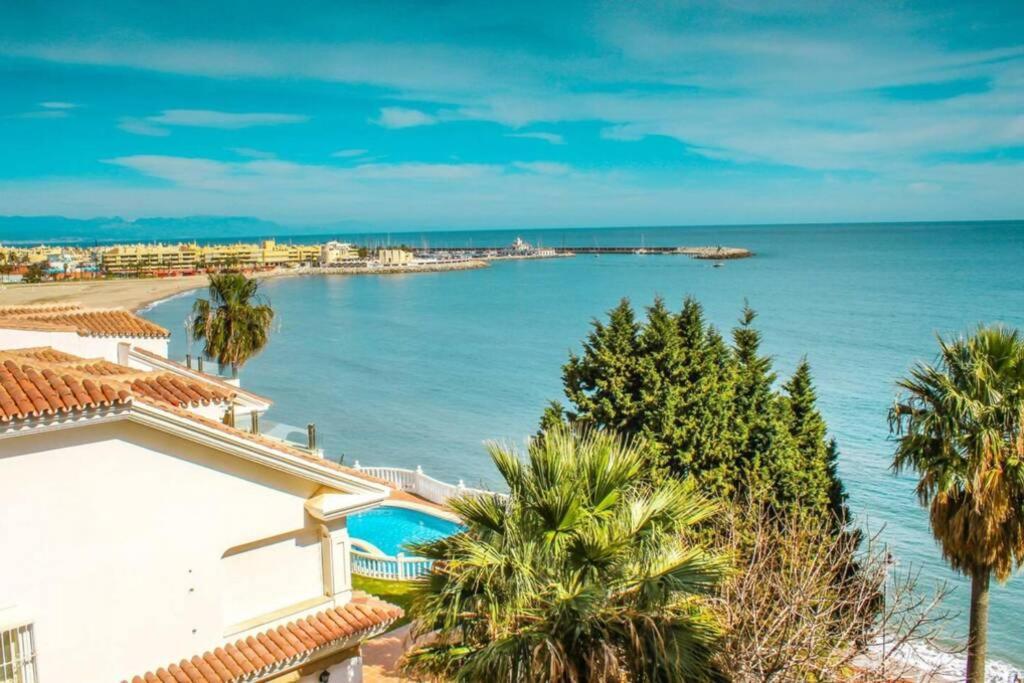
[191,272,274,377]
[889,325,1024,683]
[401,427,726,682]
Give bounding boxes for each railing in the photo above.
[350,540,433,581]
[259,419,323,457]
[352,463,505,506]
[346,465,506,581]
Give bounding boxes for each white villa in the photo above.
[0,304,403,683]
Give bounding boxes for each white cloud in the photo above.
[371,107,437,129]
[331,149,368,158]
[2,3,1023,217]
[39,101,78,109]
[7,155,1021,227]
[13,110,70,120]
[118,110,308,136]
[147,109,308,128]
[232,147,277,159]
[513,161,571,175]
[118,117,170,137]
[506,132,565,145]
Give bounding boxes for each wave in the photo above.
[867,638,1022,682]
[137,287,200,313]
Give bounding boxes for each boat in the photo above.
[713,261,724,268]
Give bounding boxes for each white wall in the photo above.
[299,654,362,683]
[0,327,168,362]
[222,529,323,626]
[0,419,335,682]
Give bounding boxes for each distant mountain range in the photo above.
[0,215,361,245]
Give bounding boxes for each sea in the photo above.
[140,221,1024,674]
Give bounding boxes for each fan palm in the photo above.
[191,273,274,377]
[401,427,726,682]
[890,325,1024,683]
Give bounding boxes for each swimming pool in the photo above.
[348,505,463,556]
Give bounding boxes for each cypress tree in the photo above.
[550,295,849,532]
[781,359,849,523]
[562,298,643,432]
[635,297,685,470]
[730,304,778,471]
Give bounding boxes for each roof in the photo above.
[0,350,232,423]
[0,357,132,422]
[123,593,402,683]
[0,303,169,338]
[0,347,385,490]
[129,346,273,407]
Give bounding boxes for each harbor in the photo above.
[412,237,753,260]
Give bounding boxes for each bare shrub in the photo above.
[710,500,958,682]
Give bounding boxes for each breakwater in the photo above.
[418,246,753,259]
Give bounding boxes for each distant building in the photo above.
[377,248,413,266]
[101,240,324,274]
[320,241,358,266]
[101,243,200,274]
[0,305,402,682]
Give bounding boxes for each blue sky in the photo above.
[1,1,1022,229]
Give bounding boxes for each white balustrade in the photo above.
[350,545,435,581]
[352,462,505,506]
[347,463,507,581]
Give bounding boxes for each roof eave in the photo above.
[127,401,392,496]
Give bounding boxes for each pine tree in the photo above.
[781,360,849,523]
[550,296,849,531]
[730,304,779,474]
[562,298,643,432]
[635,297,685,470]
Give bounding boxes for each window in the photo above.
[0,623,37,683]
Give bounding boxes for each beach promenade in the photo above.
[0,259,488,311]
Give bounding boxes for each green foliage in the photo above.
[557,296,847,525]
[22,261,48,283]
[890,324,1024,581]
[351,575,416,628]
[402,427,727,683]
[191,272,275,376]
[890,325,1024,681]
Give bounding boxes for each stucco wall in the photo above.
[298,655,362,683]
[0,419,342,682]
[0,326,168,362]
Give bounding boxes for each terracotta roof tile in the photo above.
[130,346,273,406]
[2,347,80,363]
[122,596,401,683]
[0,353,232,423]
[0,348,396,498]
[0,358,132,422]
[0,304,169,338]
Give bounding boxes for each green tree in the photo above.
[402,427,726,682]
[21,261,48,284]
[782,360,849,524]
[191,272,275,377]
[563,298,644,433]
[890,325,1024,683]
[556,296,844,523]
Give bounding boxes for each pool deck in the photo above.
[344,464,453,515]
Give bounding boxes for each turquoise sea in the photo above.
[143,221,1024,670]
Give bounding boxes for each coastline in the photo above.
[0,259,488,312]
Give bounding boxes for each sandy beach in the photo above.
[0,260,488,312]
[0,275,210,312]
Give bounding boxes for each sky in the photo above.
[1,0,1023,230]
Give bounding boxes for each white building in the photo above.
[319,242,358,267]
[0,304,169,361]
[0,305,402,683]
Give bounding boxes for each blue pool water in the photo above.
[144,221,1024,669]
[347,506,463,555]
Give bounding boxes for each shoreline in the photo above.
[0,259,488,312]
